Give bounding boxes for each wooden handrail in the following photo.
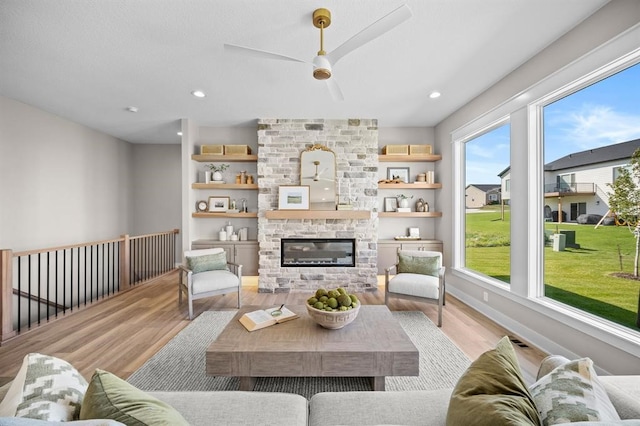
[0,229,180,344]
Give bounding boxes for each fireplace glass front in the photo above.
[281,238,355,267]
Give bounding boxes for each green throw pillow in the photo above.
[397,252,439,277]
[186,251,228,274]
[79,370,188,426]
[446,336,541,426]
[529,358,620,425]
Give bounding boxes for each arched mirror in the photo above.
[300,144,336,210]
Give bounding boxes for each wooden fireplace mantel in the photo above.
[264,210,371,220]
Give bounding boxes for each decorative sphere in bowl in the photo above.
[306,303,360,329]
[313,242,329,249]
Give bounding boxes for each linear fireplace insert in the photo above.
[281,238,355,267]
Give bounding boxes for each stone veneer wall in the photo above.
[257,119,379,293]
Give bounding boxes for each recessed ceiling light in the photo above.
[429,91,441,99]
[126,106,139,112]
[177,131,183,136]
[191,90,206,98]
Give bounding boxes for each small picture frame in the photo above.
[387,167,410,183]
[384,197,398,212]
[208,196,230,212]
[278,185,310,210]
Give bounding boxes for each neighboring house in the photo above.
[544,138,640,221]
[465,184,501,208]
[498,167,511,206]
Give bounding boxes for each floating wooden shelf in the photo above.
[192,212,258,218]
[191,154,257,162]
[378,154,441,162]
[265,210,371,220]
[192,183,258,190]
[378,212,442,218]
[378,183,442,189]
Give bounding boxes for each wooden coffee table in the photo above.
[206,304,418,391]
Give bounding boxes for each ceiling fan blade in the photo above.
[326,4,412,66]
[224,43,308,63]
[326,78,344,102]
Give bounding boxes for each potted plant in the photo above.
[396,194,413,209]
[207,163,229,181]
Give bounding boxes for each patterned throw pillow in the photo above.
[529,358,621,426]
[397,252,439,277]
[186,251,228,274]
[0,353,88,421]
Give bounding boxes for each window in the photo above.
[464,123,511,284]
[542,61,640,332]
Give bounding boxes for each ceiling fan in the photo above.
[303,161,332,182]
[224,4,412,101]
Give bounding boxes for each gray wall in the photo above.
[435,1,640,374]
[0,95,133,251]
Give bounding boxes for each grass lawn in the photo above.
[465,206,640,330]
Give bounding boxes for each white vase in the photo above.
[204,171,211,184]
[398,198,410,208]
[212,171,223,181]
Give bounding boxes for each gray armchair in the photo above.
[178,248,242,320]
[385,250,445,327]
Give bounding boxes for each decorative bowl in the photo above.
[306,303,360,329]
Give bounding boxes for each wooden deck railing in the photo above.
[0,229,179,344]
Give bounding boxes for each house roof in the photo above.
[466,184,501,193]
[545,138,640,171]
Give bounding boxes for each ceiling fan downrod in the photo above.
[312,8,332,80]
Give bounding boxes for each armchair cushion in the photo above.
[190,270,240,295]
[387,273,440,299]
[397,251,440,277]
[185,251,228,274]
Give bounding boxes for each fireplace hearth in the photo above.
[281,238,355,267]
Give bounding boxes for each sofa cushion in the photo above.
[530,358,620,425]
[600,376,640,420]
[149,391,309,426]
[309,389,451,426]
[186,250,228,274]
[445,336,540,426]
[79,370,188,426]
[0,353,87,421]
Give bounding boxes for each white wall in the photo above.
[0,95,133,251]
[435,1,640,374]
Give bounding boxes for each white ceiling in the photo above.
[0,0,609,144]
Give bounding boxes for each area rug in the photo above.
[127,310,471,399]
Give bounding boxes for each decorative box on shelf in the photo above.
[381,145,409,155]
[224,145,252,155]
[200,145,224,155]
[409,144,432,155]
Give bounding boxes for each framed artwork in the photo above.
[384,197,398,212]
[208,196,230,212]
[278,185,310,210]
[387,167,410,183]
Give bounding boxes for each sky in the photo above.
[465,62,640,185]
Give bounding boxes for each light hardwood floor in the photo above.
[0,272,547,387]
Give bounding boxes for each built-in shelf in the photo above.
[378,183,442,189]
[192,212,258,218]
[191,154,257,162]
[265,210,371,220]
[192,183,258,189]
[378,154,441,162]
[377,212,442,218]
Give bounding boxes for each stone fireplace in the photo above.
[257,119,379,293]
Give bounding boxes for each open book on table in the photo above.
[239,306,299,332]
